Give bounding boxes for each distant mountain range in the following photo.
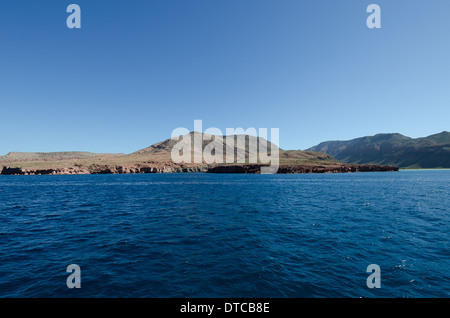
[307,131,450,168]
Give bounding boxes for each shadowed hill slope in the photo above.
[307,131,450,168]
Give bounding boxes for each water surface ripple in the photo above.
[0,171,448,297]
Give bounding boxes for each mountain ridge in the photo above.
[306,131,450,168]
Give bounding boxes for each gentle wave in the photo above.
[0,171,448,297]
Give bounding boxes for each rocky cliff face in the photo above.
[1,164,208,175]
[1,163,398,175]
[206,164,399,174]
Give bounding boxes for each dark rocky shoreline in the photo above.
[0,164,207,175]
[206,164,399,174]
[1,163,398,175]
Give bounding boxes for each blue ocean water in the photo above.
[0,171,448,298]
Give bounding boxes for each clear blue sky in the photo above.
[0,0,449,154]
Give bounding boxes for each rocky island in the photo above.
[0,133,399,175]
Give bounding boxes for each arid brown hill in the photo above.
[0,132,398,175]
